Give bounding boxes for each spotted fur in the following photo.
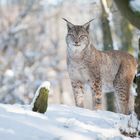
[64,19,137,114]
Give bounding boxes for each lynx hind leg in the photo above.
[71,81,84,108]
[113,68,134,114]
[114,84,135,114]
[128,85,135,113]
[128,89,135,114]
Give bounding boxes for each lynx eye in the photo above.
[79,35,87,40]
[68,34,74,37]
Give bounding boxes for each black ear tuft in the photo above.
[62,18,68,22]
[84,24,90,32]
[83,18,95,32]
[62,18,74,31]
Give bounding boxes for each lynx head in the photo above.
[63,18,94,54]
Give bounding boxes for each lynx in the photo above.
[63,18,137,114]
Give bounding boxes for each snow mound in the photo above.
[0,104,137,140]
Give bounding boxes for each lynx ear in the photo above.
[62,18,74,31]
[83,18,95,32]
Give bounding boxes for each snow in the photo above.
[0,103,138,140]
[130,0,140,13]
[41,0,63,6]
[4,69,14,77]
[136,73,140,77]
[41,0,98,6]
[119,112,139,134]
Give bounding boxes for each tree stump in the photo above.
[32,81,50,114]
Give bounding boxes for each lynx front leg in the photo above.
[71,81,84,108]
[92,81,102,110]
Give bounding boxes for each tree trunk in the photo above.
[114,0,140,30]
[135,38,140,120]
[101,0,115,112]
[113,0,140,120]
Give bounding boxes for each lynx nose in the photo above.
[74,41,80,46]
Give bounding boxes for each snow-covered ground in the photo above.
[0,103,138,140]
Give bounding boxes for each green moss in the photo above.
[32,87,49,114]
[134,11,140,16]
